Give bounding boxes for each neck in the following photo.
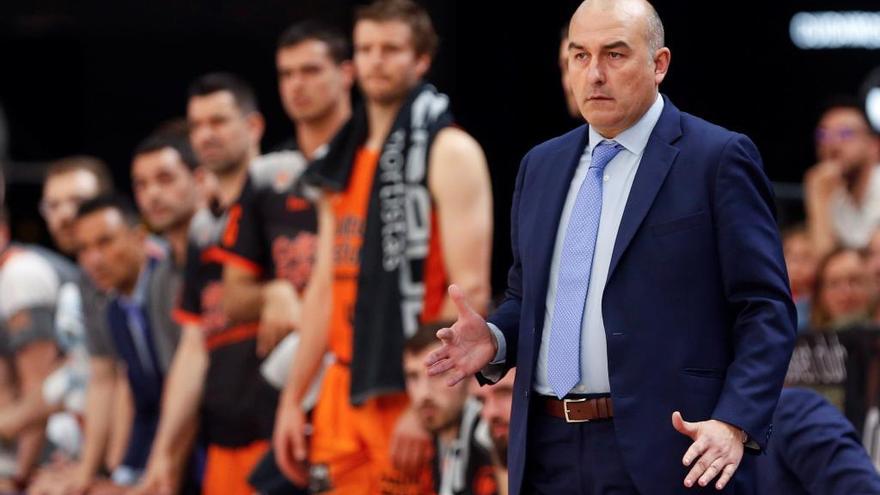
[163,218,192,268]
[365,98,405,150]
[437,423,460,446]
[119,255,146,297]
[215,154,255,208]
[296,102,351,159]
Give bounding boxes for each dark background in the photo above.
[1,0,879,292]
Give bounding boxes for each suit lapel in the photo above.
[608,97,683,279]
[531,126,589,330]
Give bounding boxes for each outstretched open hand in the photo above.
[425,284,498,386]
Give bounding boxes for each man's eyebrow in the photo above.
[602,40,631,51]
[568,40,632,51]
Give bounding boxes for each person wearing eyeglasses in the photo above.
[805,97,880,260]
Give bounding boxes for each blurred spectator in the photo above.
[30,196,187,494]
[0,206,80,488]
[558,27,581,121]
[470,369,514,495]
[865,230,880,312]
[8,156,121,491]
[403,324,498,495]
[143,73,270,495]
[40,156,114,257]
[782,225,818,333]
[805,98,880,259]
[131,119,202,267]
[756,388,880,494]
[809,248,874,331]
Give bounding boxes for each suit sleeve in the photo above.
[710,133,798,450]
[773,388,880,494]
[484,150,530,373]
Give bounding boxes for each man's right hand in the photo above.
[273,397,310,488]
[425,284,497,386]
[131,452,178,495]
[804,161,844,203]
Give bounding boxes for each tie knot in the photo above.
[590,141,622,172]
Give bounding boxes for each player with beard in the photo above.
[138,73,283,495]
[217,21,348,494]
[470,370,515,495]
[273,3,493,492]
[221,20,350,371]
[132,120,204,267]
[403,324,498,495]
[29,127,202,494]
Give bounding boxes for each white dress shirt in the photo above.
[489,94,664,395]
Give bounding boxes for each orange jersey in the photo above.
[328,148,379,363]
[327,148,450,363]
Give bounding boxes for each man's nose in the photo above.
[586,60,606,85]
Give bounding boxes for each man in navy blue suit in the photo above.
[426,0,796,493]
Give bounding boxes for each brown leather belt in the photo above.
[542,396,614,423]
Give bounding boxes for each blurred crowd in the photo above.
[0,0,878,494]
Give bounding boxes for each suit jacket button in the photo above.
[524,390,530,399]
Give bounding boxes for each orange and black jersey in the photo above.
[220,150,317,292]
[174,183,278,447]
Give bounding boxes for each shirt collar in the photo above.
[587,93,664,156]
[117,258,153,308]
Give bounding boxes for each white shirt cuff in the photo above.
[487,322,506,364]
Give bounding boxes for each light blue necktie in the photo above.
[547,140,623,399]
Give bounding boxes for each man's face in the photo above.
[567,1,669,137]
[404,344,468,434]
[866,231,880,289]
[187,91,259,175]
[819,250,872,323]
[75,209,143,292]
[41,170,101,255]
[353,19,429,105]
[815,108,878,174]
[783,232,816,298]
[559,36,581,120]
[132,147,198,232]
[277,40,351,124]
[471,370,515,465]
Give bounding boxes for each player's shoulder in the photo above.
[187,207,226,248]
[0,246,61,283]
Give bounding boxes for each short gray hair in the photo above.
[645,2,665,53]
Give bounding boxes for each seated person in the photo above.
[757,387,880,494]
[470,369,515,495]
[403,323,498,495]
[809,248,873,331]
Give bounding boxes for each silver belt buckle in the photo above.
[563,398,590,423]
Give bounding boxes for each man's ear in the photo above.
[414,53,432,81]
[653,47,671,85]
[246,111,266,147]
[340,60,355,91]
